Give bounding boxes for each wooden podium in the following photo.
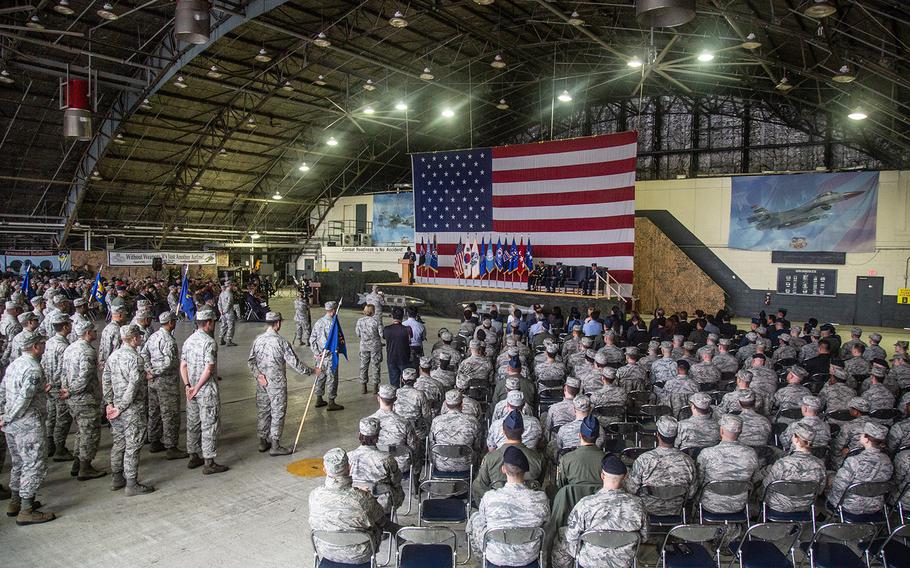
[399,259,414,285]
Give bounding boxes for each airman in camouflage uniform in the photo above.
[103,325,154,495]
[308,449,396,565]
[293,288,312,346]
[536,342,567,384]
[355,304,383,394]
[737,332,759,365]
[712,339,739,374]
[449,373,484,419]
[554,396,600,456]
[1,311,37,369]
[617,347,648,394]
[690,350,721,387]
[589,367,627,410]
[43,312,73,462]
[567,337,594,376]
[349,417,404,514]
[181,308,229,475]
[839,327,865,360]
[488,391,542,450]
[697,334,719,359]
[862,367,895,411]
[458,339,492,384]
[676,393,721,450]
[364,285,385,327]
[468,446,550,567]
[217,283,238,347]
[414,357,444,409]
[658,361,699,414]
[651,342,678,385]
[394,368,432,440]
[596,330,624,365]
[0,301,24,351]
[576,351,604,394]
[69,298,90,343]
[140,311,185,459]
[762,423,825,513]
[670,334,685,360]
[639,341,660,370]
[889,353,910,389]
[370,385,420,471]
[60,320,106,480]
[696,415,759,514]
[828,422,893,514]
[736,391,772,447]
[544,378,582,436]
[561,325,583,360]
[747,355,778,401]
[248,312,314,455]
[887,399,910,453]
[429,390,481,472]
[432,331,463,369]
[431,351,458,389]
[625,417,697,515]
[98,305,126,372]
[717,371,770,416]
[819,367,856,412]
[771,334,799,364]
[799,331,821,362]
[779,395,830,452]
[551,454,649,568]
[863,333,887,362]
[309,301,342,410]
[773,366,812,411]
[846,347,872,378]
[2,333,56,524]
[132,309,154,345]
[830,397,875,457]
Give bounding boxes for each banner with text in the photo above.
[3,250,71,273]
[108,251,217,266]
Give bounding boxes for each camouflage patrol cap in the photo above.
[601,367,617,381]
[507,347,519,357]
[779,334,791,343]
[195,308,216,321]
[863,422,888,441]
[74,320,95,336]
[507,390,525,407]
[419,356,432,369]
[656,416,678,438]
[757,338,772,350]
[264,311,282,322]
[737,389,756,405]
[573,395,592,412]
[136,310,153,321]
[648,340,660,351]
[469,339,482,350]
[30,296,44,306]
[401,368,418,383]
[73,298,87,307]
[603,329,615,338]
[584,349,596,361]
[869,333,882,342]
[545,342,559,355]
[359,417,380,436]
[505,376,521,391]
[848,397,871,413]
[719,414,743,434]
[5,300,20,310]
[581,337,594,347]
[660,341,672,350]
[445,389,463,406]
[580,415,598,438]
[893,354,909,363]
[20,333,46,349]
[572,324,582,333]
[594,352,608,366]
[683,341,696,351]
[791,423,816,444]
[625,346,640,357]
[788,366,808,380]
[690,392,712,410]
[503,445,529,472]
[324,301,337,311]
[718,338,732,347]
[505,335,516,346]
[871,366,886,378]
[851,327,863,336]
[673,335,684,342]
[119,324,141,339]
[707,333,719,342]
[17,311,37,324]
[895,341,909,349]
[49,312,71,325]
[323,448,349,477]
[801,395,822,410]
[136,299,150,307]
[830,366,848,381]
[810,329,820,338]
[745,332,758,342]
[440,331,453,342]
[378,384,397,400]
[159,311,177,324]
[52,294,65,304]
[503,409,524,431]
[455,373,470,390]
[110,305,126,315]
[438,351,451,361]
[565,377,581,389]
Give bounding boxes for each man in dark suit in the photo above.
[402,247,416,283]
[581,263,603,296]
[547,263,566,293]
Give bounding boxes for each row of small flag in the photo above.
[415,236,533,279]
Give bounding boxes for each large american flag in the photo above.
[412,132,637,293]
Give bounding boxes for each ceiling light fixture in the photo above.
[26,15,44,29]
[255,48,271,63]
[218,148,229,157]
[741,32,762,50]
[363,79,376,91]
[314,75,327,86]
[0,70,14,85]
[207,65,222,78]
[389,11,408,28]
[775,76,794,92]
[833,64,856,83]
[113,133,125,144]
[54,0,75,15]
[804,0,837,18]
[272,192,283,200]
[472,0,495,5]
[282,80,294,91]
[441,107,455,118]
[557,89,572,102]
[250,232,261,240]
[193,181,203,188]
[299,162,310,172]
[490,54,506,69]
[139,98,152,110]
[395,101,408,111]
[327,136,338,146]
[847,107,867,121]
[627,56,643,68]
[314,32,331,48]
[496,99,509,110]
[567,11,584,26]
[420,67,434,80]
[90,170,102,181]
[245,117,256,128]
[363,105,375,115]
[174,75,188,88]
[697,50,715,62]
[97,3,118,21]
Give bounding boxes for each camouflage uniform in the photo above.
[597,343,624,365]
[487,413,543,450]
[293,297,311,345]
[828,448,893,514]
[103,343,147,481]
[370,407,420,472]
[780,416,831,453]
[394,384,432,439]
[761,451,826,512]
[831,415,874,454]
[862,344,887,362]
[696,440,759,513]
[625,446,698,515]
[845,357,871,378]
[348,444,404,514]
[458,354,493,384]
[676,414,721,450]
[308,468,387,564]
[887,416,910,454]
[658,376,699,414]
[589,383,626,410]
[2,352,48,500]
[141,325,180,449]
[473,443,546,500]
[561,336,582,360]
[98,320,122,371]
[774,384,812,411]
[182,328,221,459]
[892,450,910,513]
[712,351,739,374]
[771,344,799,364]
[247,327,312,442]
[749,366,779,400]
[738,408,772,447]
[0,319,25,367]
[414,372,444,408]
[217,288,236,345]
[863,383,895,412]
[468,483,550,566]
[651,356,677,385]
[355,315,383,387]
[309,313,338,399]
[616,363,647,395]
[544,398,578,436]
[819,381,856,412]
[551,488,649,568]
[61,337,101,462]
[690,361,721,386]
[429,408,481,472]
[799,342,819,362]
[42,333,72,447]
[536,359,567,384]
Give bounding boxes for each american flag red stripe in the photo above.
[413,132,637,290]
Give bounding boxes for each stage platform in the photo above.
[375,282,628,319]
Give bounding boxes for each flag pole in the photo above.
[292,296,342,453]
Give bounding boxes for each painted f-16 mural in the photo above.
[746,190,865,230]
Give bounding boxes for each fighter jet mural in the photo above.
[729,171,879,252]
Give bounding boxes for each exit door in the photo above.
[854,276,883,326]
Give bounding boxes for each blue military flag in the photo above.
[494,238,504,272]
[429,235,439,273]
[525,239,533,269]
[177,266,196,319]
[509,238,519,273]
[478,237,487,278]
[21,263,34,300]
[89,268,105,309]
[485,239,495,275]
[323,310,348,372]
